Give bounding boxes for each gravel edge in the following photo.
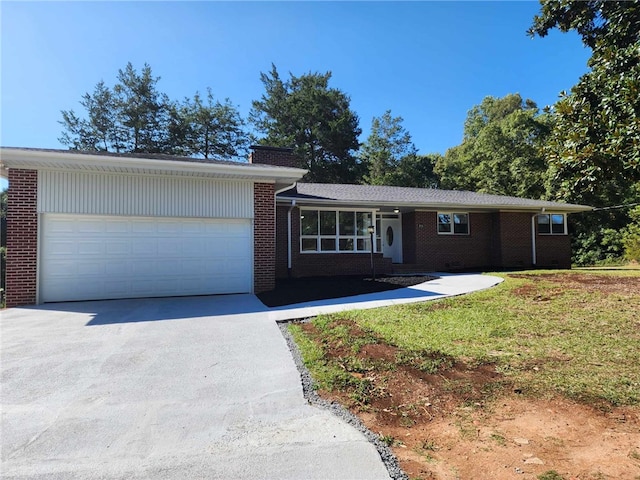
[278,319,409,480]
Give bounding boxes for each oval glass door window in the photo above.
[386,226,394,246]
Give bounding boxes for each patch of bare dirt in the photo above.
[509,273,640,296]
[301,319,640,480]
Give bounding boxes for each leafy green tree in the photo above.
[250,65,362,183]
[622,206,640,262]
[529,1,640,265]
[391,153,441,189]
[171,89,251,160]
[112,63,170,153]
[360,110,420,185]
[60,63,169,153]
[60,81,120,151]
[60,63,251,159]
[435,94,553,199]
[0,188,6,219]
[528,0,640,205]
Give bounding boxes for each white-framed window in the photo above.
[537,214,566,235]
[437,212,469,235]
[300,209,380,253]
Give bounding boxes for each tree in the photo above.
[250,65,362,183]
[360,110,418,185]
[391,153,441,189]
[435,94,553,199]
[112,63,171,153]
[59,63,251,159]
[623,206,640,262]
[59,81,119,151]
[60,63,169,153]
[0,188,6,219]
[528,0,640,205]
[529,1,640,265]
[169,89,251,160]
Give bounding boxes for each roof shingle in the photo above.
[278,183,591,212]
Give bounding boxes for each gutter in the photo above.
[275,197,592,214]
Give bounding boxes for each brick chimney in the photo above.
[249,145,300,168]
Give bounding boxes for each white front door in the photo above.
[380,217,403,264]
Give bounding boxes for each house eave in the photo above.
[0,148,307,185]
[276,196,592,214]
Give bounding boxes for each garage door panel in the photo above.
[78,242,104,255]
[77,220,105,233]
[41,215,253,302]
[105,220,129,233]
[105,261,129,275]
[107,242,131,255]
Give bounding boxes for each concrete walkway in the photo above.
[268,272,503,321]
[1,273,502,479]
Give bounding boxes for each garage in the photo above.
[40,214,252,302]
[1,147,307,306]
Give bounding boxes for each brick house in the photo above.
[1,146,590,307]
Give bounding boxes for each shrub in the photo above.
[622,206,640,262]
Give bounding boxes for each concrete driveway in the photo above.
[1,295,391,479]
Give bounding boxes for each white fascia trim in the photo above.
[0,148,307,183]
[277,197,592,213]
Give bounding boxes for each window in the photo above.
[437,212,469,235]
[538,214,566,235]
[300,209,379,253]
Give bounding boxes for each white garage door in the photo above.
[40,214,253,302]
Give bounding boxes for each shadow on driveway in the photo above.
[15,294,269,326]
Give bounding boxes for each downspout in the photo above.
[531,208,545,267]
[287,200,296,277]
[531,215,537,267]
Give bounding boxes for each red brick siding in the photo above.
[6,169,38,307]
[275,205,290,278]
[249,147,300,168]
[536,231,571,268]
[253,183,276,293]
[404,211,493,271]
[402,212,417,264]
[497,212,534,268]
[490,213,503,267]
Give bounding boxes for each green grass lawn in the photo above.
[290,270,640,407]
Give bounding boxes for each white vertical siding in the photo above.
[38,171,254,218]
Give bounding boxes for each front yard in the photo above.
[289,270,640,480]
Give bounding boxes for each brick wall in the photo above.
[536,231,572,268]
[497,212,534,268]
[249,145,300,168]
[275,205,290,278]
[253,183,276,293]
[403,211,493,271]
[401,212,417,264]
[6,169,38,307]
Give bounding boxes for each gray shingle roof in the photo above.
[278,183,592,212]
[0,147,292,171]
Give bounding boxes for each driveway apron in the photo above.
[1,295,390,479]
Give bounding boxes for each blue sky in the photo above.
[1,1,591,189]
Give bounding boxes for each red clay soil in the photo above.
[300,273,640,480]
